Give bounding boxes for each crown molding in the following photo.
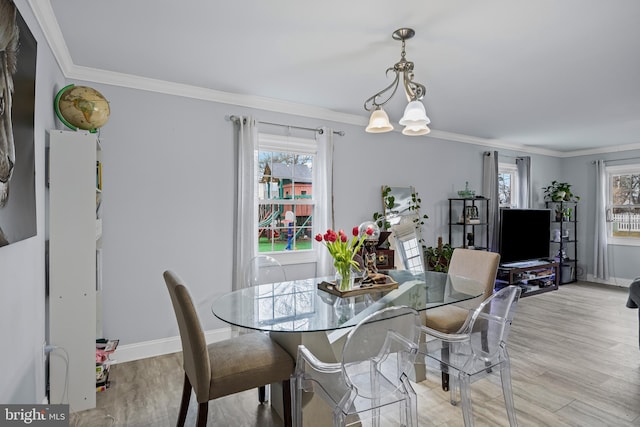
[558,141,640,158]
[27,0,74,75]
[28,0,638,159]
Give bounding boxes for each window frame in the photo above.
[606,163,640,247]
[498,162,519,208]
[257,133,319,264]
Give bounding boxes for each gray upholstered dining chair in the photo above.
[423,248,501,390]
[163,270,295,427]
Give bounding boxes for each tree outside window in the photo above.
[498,163,518,208]
[608,165,640,240]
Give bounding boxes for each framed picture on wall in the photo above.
[0,0,37,247]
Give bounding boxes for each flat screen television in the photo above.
[499,208,551,265]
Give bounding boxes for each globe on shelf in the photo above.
[54,84,110,133]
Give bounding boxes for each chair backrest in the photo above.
[464,285,521,361]
[163,270,211,401]
[341,306,420,399]
[448,248,501,301]
[244,255,287,287]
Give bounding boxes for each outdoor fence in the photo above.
[612,213,640,232]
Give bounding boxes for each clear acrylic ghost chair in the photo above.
[420,285,522,427]
[293,305,420,427]
[242,255,287,403]
[244,254,287,287]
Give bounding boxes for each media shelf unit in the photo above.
[546,200,578,284]
[496,260,559,297]
[448,197,490,250]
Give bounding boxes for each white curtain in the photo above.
[233,116,259,290]
[516,156,531,208]
[593,159,609,280]
[315,127,334,277]
[483,151,500,252]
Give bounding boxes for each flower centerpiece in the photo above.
[316,225,375,291]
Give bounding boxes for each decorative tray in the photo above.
[317,275,399,298]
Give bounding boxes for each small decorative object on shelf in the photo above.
[54,84,111,133]
[465,205,480,223]
[457,181,476,199]
[316,225,374,291]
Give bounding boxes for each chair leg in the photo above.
[177,373,191,427]
[281,379,292,427]
[196,402,208,427]
[441,371,450,392]
[441,343,450,391]
[459,374,474,427]
[500,362,517,426]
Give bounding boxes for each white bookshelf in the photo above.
[48,130,100,411]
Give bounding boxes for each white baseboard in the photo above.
[585,274,633,288]
[112,327,235,364]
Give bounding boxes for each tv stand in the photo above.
[496,260,559,297]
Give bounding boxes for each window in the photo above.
[498,163,519,208]
[607,164,640,243]
[257,133,316,256]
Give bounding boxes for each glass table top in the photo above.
[211,270,484,333]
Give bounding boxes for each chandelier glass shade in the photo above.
[364,28,430,136]
[365,107,394,133]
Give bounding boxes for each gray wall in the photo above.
[2,1,639,405]
[74,81,574,347]
[563,150,640,283]
[0,0,65,405]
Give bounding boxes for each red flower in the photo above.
[352,226,359,236]
[315,234,323,242]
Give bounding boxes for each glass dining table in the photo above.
[211,269,483,334]
[211,269,484,427]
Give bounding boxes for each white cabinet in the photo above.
[48,130,100,411]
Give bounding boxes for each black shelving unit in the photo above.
[448,198,490,250]
[546,201,578,284]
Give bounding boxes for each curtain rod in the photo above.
[226,115,345,136]
[592,156,640,164]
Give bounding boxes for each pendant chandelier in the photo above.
[364,28,431,136]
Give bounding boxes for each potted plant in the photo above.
[543,181,580,202]
[425,237,454,272]
[554,205,573,221]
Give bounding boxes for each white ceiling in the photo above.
[33,0,640,155]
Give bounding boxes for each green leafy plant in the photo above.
[543,181,580,202]
[425,237,454,272]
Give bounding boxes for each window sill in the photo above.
[266,250,318,265]
[608,237,640,247]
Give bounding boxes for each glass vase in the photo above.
[335,267,354,292]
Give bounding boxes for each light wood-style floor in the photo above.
[70,282,640,426]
